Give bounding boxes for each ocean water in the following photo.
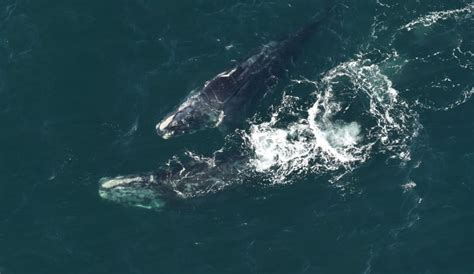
[1,0,473,273]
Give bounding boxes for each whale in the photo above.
[156,9,333,139]
[99,150,248,209]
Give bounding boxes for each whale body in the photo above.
[156,10,331,139]
[99,150,248,209]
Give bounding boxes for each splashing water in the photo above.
[243,54,420,184]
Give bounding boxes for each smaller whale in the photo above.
[156,9,333,139]
[99,150,248,209]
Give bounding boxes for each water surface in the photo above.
[0,0,473,273]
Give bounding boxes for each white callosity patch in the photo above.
[400,3,473,31]
[156,92,223,139]
[158,114,175,131]
[243,54,420,184]
[100,176,143,189]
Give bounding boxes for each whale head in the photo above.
[99,175,166,209]
[156,94,224,139]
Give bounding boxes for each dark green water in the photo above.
[1,0,473,273]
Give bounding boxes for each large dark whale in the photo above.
[156,9,333,139]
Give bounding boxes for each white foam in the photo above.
[401,4,473,31]
[402,181,417,192]
[415,87,474,111]
[243,54,419,184]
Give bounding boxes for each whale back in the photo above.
[201,41,282,110]
[156,8,334,139]
[201,66,245,106]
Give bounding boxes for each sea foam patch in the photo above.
[243,54,420,184]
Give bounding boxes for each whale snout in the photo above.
[99,175,166,209]
[156,113,184,139]
[156,111,196,139]
[156,123,173,139]
[156,97,219,139]
[156,113,174,139]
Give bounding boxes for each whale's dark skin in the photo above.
[99,150,249,209]
[156,10,332,139]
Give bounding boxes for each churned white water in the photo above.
[244,54,420,184]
